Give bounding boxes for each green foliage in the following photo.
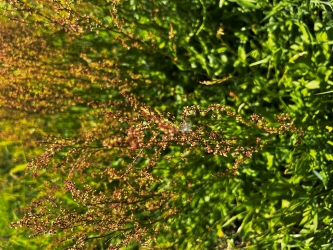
[2,0,333,249]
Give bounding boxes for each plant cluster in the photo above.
[8,94,303,249]
[1,0,333,249]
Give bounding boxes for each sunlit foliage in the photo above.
[1,0,333,249]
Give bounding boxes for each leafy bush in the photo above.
[2,0,333,249]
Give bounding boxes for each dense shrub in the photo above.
[1,0,333,249]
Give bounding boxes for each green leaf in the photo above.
[237,209,255,240]
[313,212,318,233]
[249,56,270,67]
[238,46,246,62]
[312,170,327,189]
[305,80,320,89]
[326,126,333,132]
[216,47,227,53]
[314,90,333,95]
[263,152,274,169]
[289,51,308,63]
[219,0,225,8]
[273,49,282,69]
[297,22,314,44]
[260,1,290,23]
[282,199,290,208]
[325,154,333,161]
[216,224,224,237]
[10,164,27,174]
[313,170,323,182]
[232,0,257,9]
[222,211,247,227]
[291,153,310,184]
[0,141,21,147]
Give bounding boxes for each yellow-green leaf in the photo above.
[10,164,27,174]
[305,80,320,89]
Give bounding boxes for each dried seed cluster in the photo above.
[10,94,303,249]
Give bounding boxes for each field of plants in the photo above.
[1,0,333,249]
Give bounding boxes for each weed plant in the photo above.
[1,0,333,249]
